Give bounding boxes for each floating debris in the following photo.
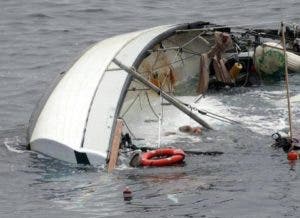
[123,187,133,201]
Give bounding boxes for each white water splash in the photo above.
[3,136,26,154]
[167,194,179,204]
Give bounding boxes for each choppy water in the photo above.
[1,0,300,217]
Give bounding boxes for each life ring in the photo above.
[140,148,185,167]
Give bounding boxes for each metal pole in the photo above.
[281,22,293,147]
[113,58,213,130]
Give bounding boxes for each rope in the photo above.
[121,93,141,118]
[165,38,203,56]
[180,101,242,125]
[181,32,207,48]
[171,49,181,66]
[151,47,160,74]
[147,36,204,56]
[145,91,159,119]
[140,36,204,77]
[157,93,164,148]
[138,92,142,111]
[281,22,294,150]
[158,114,161,148]
[160,92,164,121]
[119,118,137,139]
[159,68,174,93]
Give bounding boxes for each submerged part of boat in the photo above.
[28,21,300,166]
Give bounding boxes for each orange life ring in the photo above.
[140,148,185,167]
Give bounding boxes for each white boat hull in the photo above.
[28,21,212,165]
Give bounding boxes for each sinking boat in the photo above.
[27,21,300,166]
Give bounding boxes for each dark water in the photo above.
[1,0,300,217]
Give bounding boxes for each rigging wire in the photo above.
[139,53,198,75]
[182,102,242,125]
[181,32,207,48]
[119,118,137,139]
[165,37,204,55]
[123,22,300,138]
[120,93,141,118]
[147,33,207,56]
[194,94,204,104]
[139,33,212,78]
[145,91,160,119]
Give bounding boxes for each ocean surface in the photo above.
[1,0,300,217]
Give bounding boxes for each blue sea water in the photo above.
[0,0,300,217]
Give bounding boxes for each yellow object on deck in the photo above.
[230,62,243,80]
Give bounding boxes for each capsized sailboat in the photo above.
[28,21,300,166]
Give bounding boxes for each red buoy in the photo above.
[287,151,299,161]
